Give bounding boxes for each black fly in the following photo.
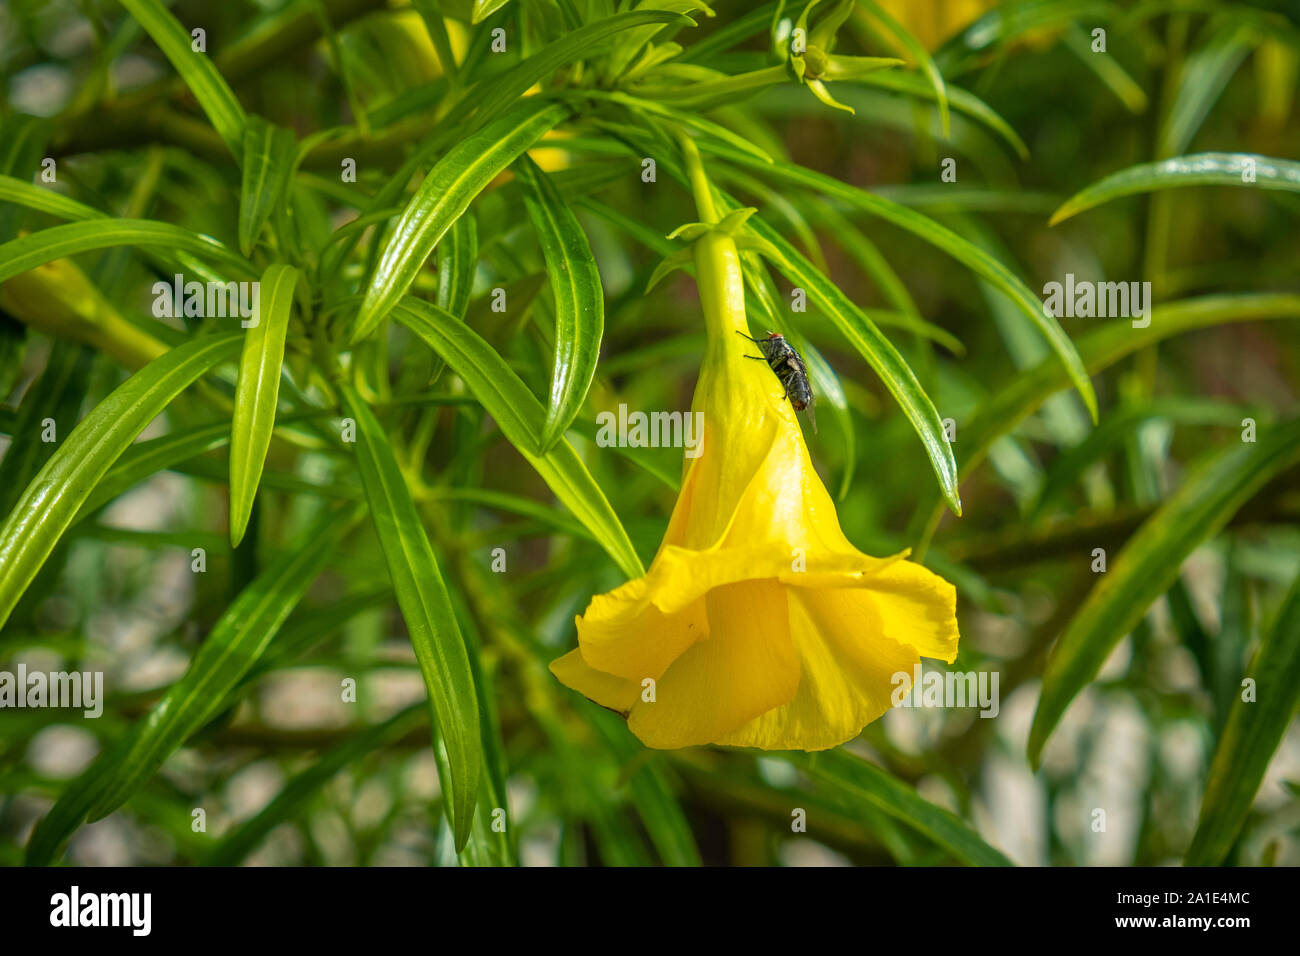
[737,330,816,433]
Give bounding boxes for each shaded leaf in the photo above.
[1028,418,1300,767]
[341,386,482,852]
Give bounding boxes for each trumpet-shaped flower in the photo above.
[551,190,959,751]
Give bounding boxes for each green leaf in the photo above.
[0,174,108,222]
[1028,398,1251,520]
[587,708,701,866]
[679,2,777,63]
[77,419,233,518]
[602,2,706,82]
[1186,573,1300,865]
[0,342,90,517]
[907,293,1300,550]
[1159,25,1253,158]
[441,582,517,867]
[853,0,951,138]
[26,505,356,864]
[740,211,961,515]
[935,0,1119,77]
[0,219,254,285]
[436,212,478,319]
[394,298,645,579]
[467,10,690,128]
[1062,22,1147,113]
[581,90,774,164]
[472,0,512,24]
[204,704,427,866]
[1027,418,1300,768]
[229,264,299,547]
[0,334,242,633]
[353,99,570,341]
[1050,153,1300,225]
[514,154,605,452]
[334,10,686,280]
[791,750,1013,866]
[238,116,297,256]
[117,0,247,156]
[702,141,1097,421]
[847,70,1027,160]
[341,386,482,852]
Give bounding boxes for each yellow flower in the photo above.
[550,163,959,751]
[875,0,997,51]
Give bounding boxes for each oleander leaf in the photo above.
[353,99,570,340]
[0,334,242,633]
[0,219,254,285]
[394,298,644,579]
[1051,153,1300,225]
[1027,418,1300,768]
[229,264,299,547]
[514,154,605,452]
[117,0,247,156]
[238,116,297,256]
[341,386,482,852]
[1185,573,1300,865]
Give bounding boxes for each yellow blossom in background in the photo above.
[551,154,959,751]
[874,0,997,51]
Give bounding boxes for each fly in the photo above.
[737,330,816,432]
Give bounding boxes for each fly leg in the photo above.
[735,330,767,360]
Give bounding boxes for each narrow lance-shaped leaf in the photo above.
[1185,574,1300,865]
[0,342,90,517]
[78,420,233,518]
[353,99,571,341]
[700,140,1098,421]
[436,213,478,319]
[117,0,247,156]
[424,212,479,384]
[472,0,512,24]
[906,293,1300,551]
[0,334,242,633]
[394,298,644,579]
[229,264,299,547]
[26,504,357,864]
[441,583,517,867]
[331,10,685,276]
[1028,398,1251,521]
[515,153,605,452]
[0,219,254,285]
[853,0,951,138]
[238,116,297,256]
[341,386,482,852]
[739,212,961,515]
[0,174,108,221]
[204,703,427,867]
[1027,418,1300,768]
[1050,153,1300,225]
[790,750,1014,866]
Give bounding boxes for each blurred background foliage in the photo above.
[0,0,1298,867]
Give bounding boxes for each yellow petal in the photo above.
[718,565,957,750]
[575,579,708,682]
[856,559,960,663]
[549,647,640,715]
[627,581,798,749]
